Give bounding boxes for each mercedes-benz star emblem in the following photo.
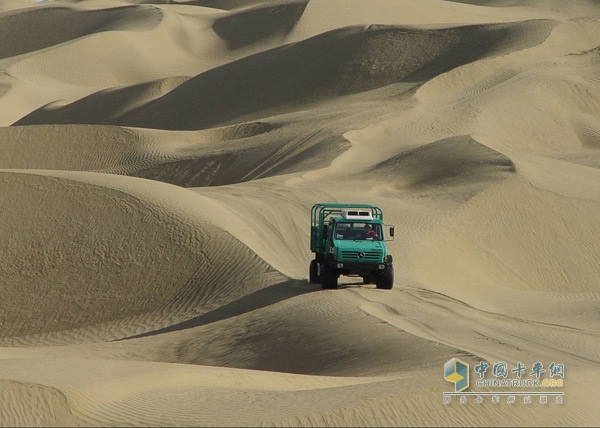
[357,252,365,258]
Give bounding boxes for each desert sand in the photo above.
[1,0,600,426]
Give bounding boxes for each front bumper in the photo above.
[325,260,391,276]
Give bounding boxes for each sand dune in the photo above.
[0,120,344,185]
[16,20,556,130]
[0,4,162,60]
[2,0,600,426]
[365,135,516,190]
[0,169,287,342]
[212,0,308,49]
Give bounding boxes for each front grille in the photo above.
[341,251,382,261]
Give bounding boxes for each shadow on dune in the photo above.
[134,284,467,376]
[129,128,347,187]
[118,279,317,341]
[12,77,190,127]
[365,135,516,197]
[212,0,309,49]
[444,0,537,5]
[170,0,267,9]
[0,121,348,187]
[0,5,162,60]
[14,20,555,130]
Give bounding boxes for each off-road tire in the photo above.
[321,264,338,289]
[376,264,394,290]
[309,260,319,284]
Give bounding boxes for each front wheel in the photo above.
[321,264,338,290]
[309,260,319,284]
[376,264,394,290]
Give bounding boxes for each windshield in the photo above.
[334,222,382,241]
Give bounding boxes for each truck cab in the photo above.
[310,204,394,289]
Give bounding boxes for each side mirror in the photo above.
[390,226,395,237]
[322,225,328,239]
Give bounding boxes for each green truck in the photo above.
[309,203,394,290]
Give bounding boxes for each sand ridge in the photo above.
[15,19,558,129]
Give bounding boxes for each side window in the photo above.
[335,226,341,239]
[335,223,348,239]
[335,223,356,240]
[357,222,382,240]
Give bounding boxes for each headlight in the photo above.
[378,264,385,269]
[337,263,344,269]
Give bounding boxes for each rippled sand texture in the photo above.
[1,0,600,426]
